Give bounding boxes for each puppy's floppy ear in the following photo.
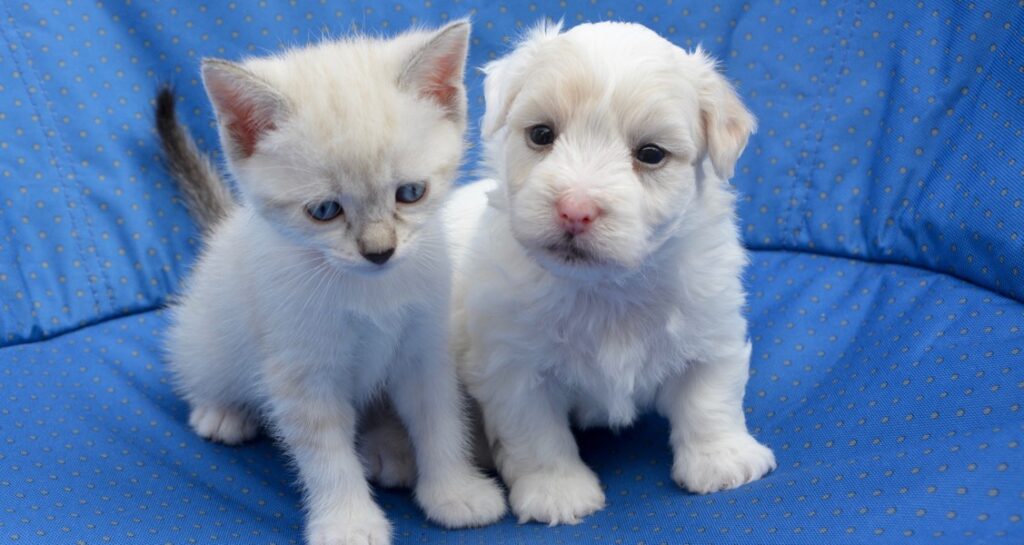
[692,48,756,180]
[202,59,289,160]
[400,20,471,119]
[481,19,563,137]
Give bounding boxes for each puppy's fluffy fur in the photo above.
[444,21,776,524]
[163,22,505,545]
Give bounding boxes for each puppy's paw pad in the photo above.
[509,466,605,525]
[359,427,416,489]
[417,471,507,528]
[307,509,391,545]
[673,433,776,494]
[188,405,259,445]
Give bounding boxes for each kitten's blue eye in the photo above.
[306,200,343,222]
[396,182,426,204]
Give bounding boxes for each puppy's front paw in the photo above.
[188,405,259,445]
[307,506,391,545]
[508,465,605,525]
[416,470,507,528]
[672,433,776,494]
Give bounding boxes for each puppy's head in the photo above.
[482,21,754,279]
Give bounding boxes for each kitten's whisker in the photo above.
[268,260,331,318]
[297,261,339,317]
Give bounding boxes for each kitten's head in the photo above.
[481,21,754,280]
[202,21,470,273]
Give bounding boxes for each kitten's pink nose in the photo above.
[556,194,601,236]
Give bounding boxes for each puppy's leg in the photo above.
[358,398,417,489]
[388,325,506,528]
[659,341,776,494]
[474,364,605,525]
[264,359,391,545]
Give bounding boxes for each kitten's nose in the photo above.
[361,248,395,265]
[556,194,601,236]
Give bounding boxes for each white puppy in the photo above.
[444,21,777,525]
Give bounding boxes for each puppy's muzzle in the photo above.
[555,193,602,236]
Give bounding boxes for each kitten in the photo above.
[445,21,776,524]
[158,21,506,545]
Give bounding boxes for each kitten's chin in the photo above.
[324,254,402,277]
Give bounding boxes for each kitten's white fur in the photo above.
[446,21,776,524]
[165,22,505,545]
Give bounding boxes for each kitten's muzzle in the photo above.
[357,221,397,266]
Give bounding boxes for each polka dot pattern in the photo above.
[2,254,1021,544]
[0,1,1021,544]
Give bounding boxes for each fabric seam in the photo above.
[783,2,850,248]
[2,245,1020,350]
[0,2,113,319]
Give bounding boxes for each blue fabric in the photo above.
[0,1,1021,544]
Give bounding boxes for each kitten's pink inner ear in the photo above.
[216,86,276,158]
[401,22,470,115]
[420,49,461,108]
[203,62,281,158]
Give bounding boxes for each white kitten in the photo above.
[159,21,506,545]
[447,21,777,525]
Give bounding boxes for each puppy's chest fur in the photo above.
[526,282,692,428]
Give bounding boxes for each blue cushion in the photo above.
[2,252,1021,544]
[1,1,1021,544]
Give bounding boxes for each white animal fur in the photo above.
[447,21,776,524]
[165,22,505,545]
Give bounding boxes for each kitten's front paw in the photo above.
[508,465,605,525]
[416,470,507,528]
[672,433,776,494]
[307,507,392,545]
[188,405,259,445]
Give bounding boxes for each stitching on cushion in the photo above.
[0,299,165,350]
[784,0,853,249]
[0,11,41,341]
[5,239,1022,351]
[0,3,113,320]
[806,0,858,252]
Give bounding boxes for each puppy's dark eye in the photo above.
[527,124,556,147]
[635,144,667,165]
[396,182,426,204]
[306,200,343,222]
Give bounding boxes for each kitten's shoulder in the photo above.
[199,205,260,253]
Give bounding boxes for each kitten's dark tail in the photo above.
[156,85,234,231]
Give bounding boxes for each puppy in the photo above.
[445,21,777,524]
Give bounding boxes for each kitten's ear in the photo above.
[399,20,471,119]
[481,19,562,137]
[692,49,756,180]
[201,59,287,159]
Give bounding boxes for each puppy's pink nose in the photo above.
[556,194,601,236]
